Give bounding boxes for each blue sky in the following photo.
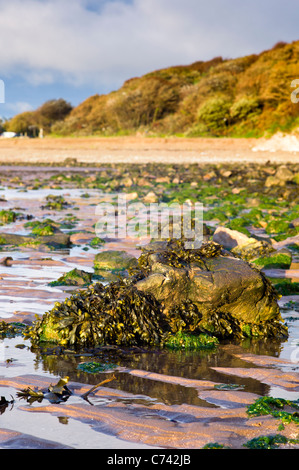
[0,0,298,119]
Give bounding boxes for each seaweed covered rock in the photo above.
[28,281,169,347]
[94,250,138,272]
[0,231,70,249]
[252,248,292,270]
[49,268,92,287]
[28,240,287,348]
[135,239,287,339]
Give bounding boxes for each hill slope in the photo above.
[7,40,299,138]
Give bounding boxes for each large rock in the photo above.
[213,226,274,261]
[213,226,252,249]
[135,240,286,338]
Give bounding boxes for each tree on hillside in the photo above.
[6,111,37,136]
[35,99,73,132]
[6,98,73,136]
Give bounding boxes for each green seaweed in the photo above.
[247,396,299,426]
[202,442,230,449]
[270,279,299,296]
[253,253,292,269]
[89,237,105,247]
[42,194,69,210]
[214,383,245,391]
[77,361,117,373]
[243,434,288,449]
[164,331,219,350]
[0,210,17,224]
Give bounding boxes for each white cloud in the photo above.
[0,0,297,89]
[4,101,33,114]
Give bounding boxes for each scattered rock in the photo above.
[213,226,252,249]
[49,268,92,287]
[94,250,138,272]
[143,191,158,203]
[0,232,70,249]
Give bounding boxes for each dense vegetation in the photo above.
[5,40,299,137]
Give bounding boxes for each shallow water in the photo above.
[0,183,299,449]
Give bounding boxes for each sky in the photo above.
[0,0,298,119]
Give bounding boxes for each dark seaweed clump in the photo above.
[27,280,169,348]
[137,239,224,273]
[0,321,27,338]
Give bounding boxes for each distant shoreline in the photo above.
[0,136,298,165]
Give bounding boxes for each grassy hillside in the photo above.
[7,40,299,138]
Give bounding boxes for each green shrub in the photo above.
[197,97,231,131]
[230,96,263,121]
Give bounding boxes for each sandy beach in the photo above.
[0,136,299,165]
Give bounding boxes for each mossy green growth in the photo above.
[270,279,299,296]
[202,442,230,449]
[226,217,251,236]
[43,195,68,210]
[32,224,55,236]
[49,268,92,287]
[164,331,219,350]
[243,434,288,449]
[90,237,105,247]
[25,219,57,236]
[94,250,138,272]
[77,361,117,373]
[265,219,290,235]
[253,252,292,269]
[247,396,299,426]
[0,210,16,224]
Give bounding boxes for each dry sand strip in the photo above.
[0,136,299,165]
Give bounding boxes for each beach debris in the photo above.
[17,376,72,404]
[0,321,27,339]
[81,375,116,400]
[0,396,14,413]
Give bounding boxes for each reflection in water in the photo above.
[30,337,282,406]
